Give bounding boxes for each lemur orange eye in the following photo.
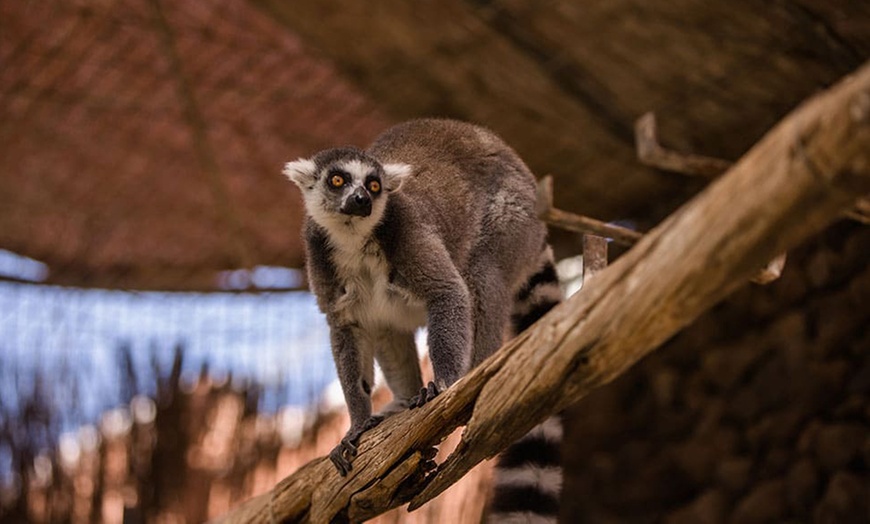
[367,180,381,193]
[330,175,345,188]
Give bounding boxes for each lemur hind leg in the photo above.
[467,261,514,368]
[469,207,544,366]
[373,328,423,414]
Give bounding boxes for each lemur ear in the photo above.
[382,163,412,192]
[283,158,317,190]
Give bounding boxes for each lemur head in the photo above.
[284,147,411,237]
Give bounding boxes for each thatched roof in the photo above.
[0,1,391,290]
[2,1,868,290]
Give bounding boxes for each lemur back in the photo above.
[369,120,549,364]
[285,119,562,522]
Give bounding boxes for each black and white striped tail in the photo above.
[510,247,562,334]
[487,416,563,523]
[487,247,563,523]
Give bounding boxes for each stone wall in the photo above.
[561,221,869,523]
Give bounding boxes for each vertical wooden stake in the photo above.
[583,235,608,282]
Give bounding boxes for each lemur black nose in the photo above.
[341,187,372,217]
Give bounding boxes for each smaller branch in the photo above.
[537,176,784,285]
[634,112,732,178]
[635,111,870,223]
[536,176,643,246]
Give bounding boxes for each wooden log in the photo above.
[215,62,870,524]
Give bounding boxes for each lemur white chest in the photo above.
[331,238,426,332]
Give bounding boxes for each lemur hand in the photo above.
[328,414,385,476]
[409,381,440,408]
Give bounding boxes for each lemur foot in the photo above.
[329,414,385,476]
[410,381,440,408]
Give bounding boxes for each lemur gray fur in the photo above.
[284,120,563,518]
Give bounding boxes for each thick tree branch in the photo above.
[216,62,870,523]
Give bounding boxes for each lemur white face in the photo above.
[284,148,411,241]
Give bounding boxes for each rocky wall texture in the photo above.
[561,221,869,523]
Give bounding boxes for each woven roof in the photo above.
[3,0,867,290]
[0,0,392,290]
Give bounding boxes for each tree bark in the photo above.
[215,62,870,524]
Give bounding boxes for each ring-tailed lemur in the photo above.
[285,119,563,522]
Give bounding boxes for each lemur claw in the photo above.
[328,415,385,476]
[329,438,357,476]
[410,381,440,408]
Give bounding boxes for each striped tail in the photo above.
[510,247,562,333]
[487,247,563,523]
[486,417,563,523]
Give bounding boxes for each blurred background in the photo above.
[1,1,868,523]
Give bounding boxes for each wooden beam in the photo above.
[215,61,870,524]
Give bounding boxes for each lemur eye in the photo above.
[330,175,345,188]
[367,180,381,193]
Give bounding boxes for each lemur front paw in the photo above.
[328,415,386,476]
[409,381,440,408]
[329,438,357,477]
